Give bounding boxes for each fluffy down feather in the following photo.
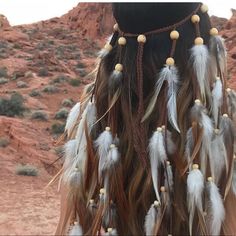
[69,222,83,236]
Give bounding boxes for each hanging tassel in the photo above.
[144,201,161,236]
[206,177,225,236]
[187,164,204,236]
[65,102,81,137]
[210,129,228,184]
[69,221,83,236]
[148,127,167,202]
[68,166,82,192]
[143,60,180,132]
[103,144,120,170]
[94,127,113,181]
[212,77,223,127]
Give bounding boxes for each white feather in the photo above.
[187,167,204,235]
[185,127,194,164]
[86,101,97,133]
[144,204,159,236]
[190,45,209,101]
[103,145,120,170]
[148,129,167,202]
[166,65,180,132]
[207,180,225,236]
[212,78,223,126]
[69,223,83,236]
[97,35,113,58]
[200,112,213,176]
[211,133,228,184]
[142,70,166,121]
[65,102,81,137]
[94,129,113,180]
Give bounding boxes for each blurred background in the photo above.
[0,1,235,235]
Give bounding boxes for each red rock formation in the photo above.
[0,14,10,28]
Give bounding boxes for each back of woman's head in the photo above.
[56,3,236,236]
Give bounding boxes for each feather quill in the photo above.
[185,127,194,164]
[148,128,167,202]
[165,162,173,191]
[187,165,204,236]
[69,222,83,236]
[207,179,225,236]
[86,101,97,133]
[190,45,209,101]
[212,78,223,127]
[232,162,236,196]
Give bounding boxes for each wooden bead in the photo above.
[194,37,204,45]
[113,23,118,31]
[104,43,112,51]
[223,113,228,117]
[74,221,79,225]
[154,200,160,207]
[214,129,220,134]
[194,99,201,105]
[100,188,105,194]
[160,186,165,192]
[226,88,231,93]
[192,164,199,170]
[210,27,218,36]
[115,63,123,72]
[107,228,113,233]
[137,34,146,43]
[118,37,126,45]
[207,176,213,182]
[234,154,236,160]
[166,161,170,166]
[89,199,94,204]
[157,127,162,132]
[105,126,111,131]
[191,14,200,23]
[110,144,115,149]
[201,4,209,13]
[170,30,179,40]
[166,57,175,66]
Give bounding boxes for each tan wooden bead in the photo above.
[194,37,204,45]
[166,57,175,66]
[137,34,146,43]
[110,144,116,149]
[107,228,113,233]
[226,88,231,93]
[201,4,209,13]
[157,127,162,132]
[191,14,200,23]
[118,37,127,45]
[115,63,123,72]
[113,23,118,31]
[223,113,228,117]
[104,43,112,51]
[89,199,94,204]
[166,161,170,166]
[170,30,179,40]
[194,99,201,105]
[74,221,79,225]
[210,27,219,36]
[214,129,220,134]
[160,186,165,192]
[100,188,105,194]
[207,176,213,182]
[154,200,160,207]
[192,164,199,170]
[105,126,111,131]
